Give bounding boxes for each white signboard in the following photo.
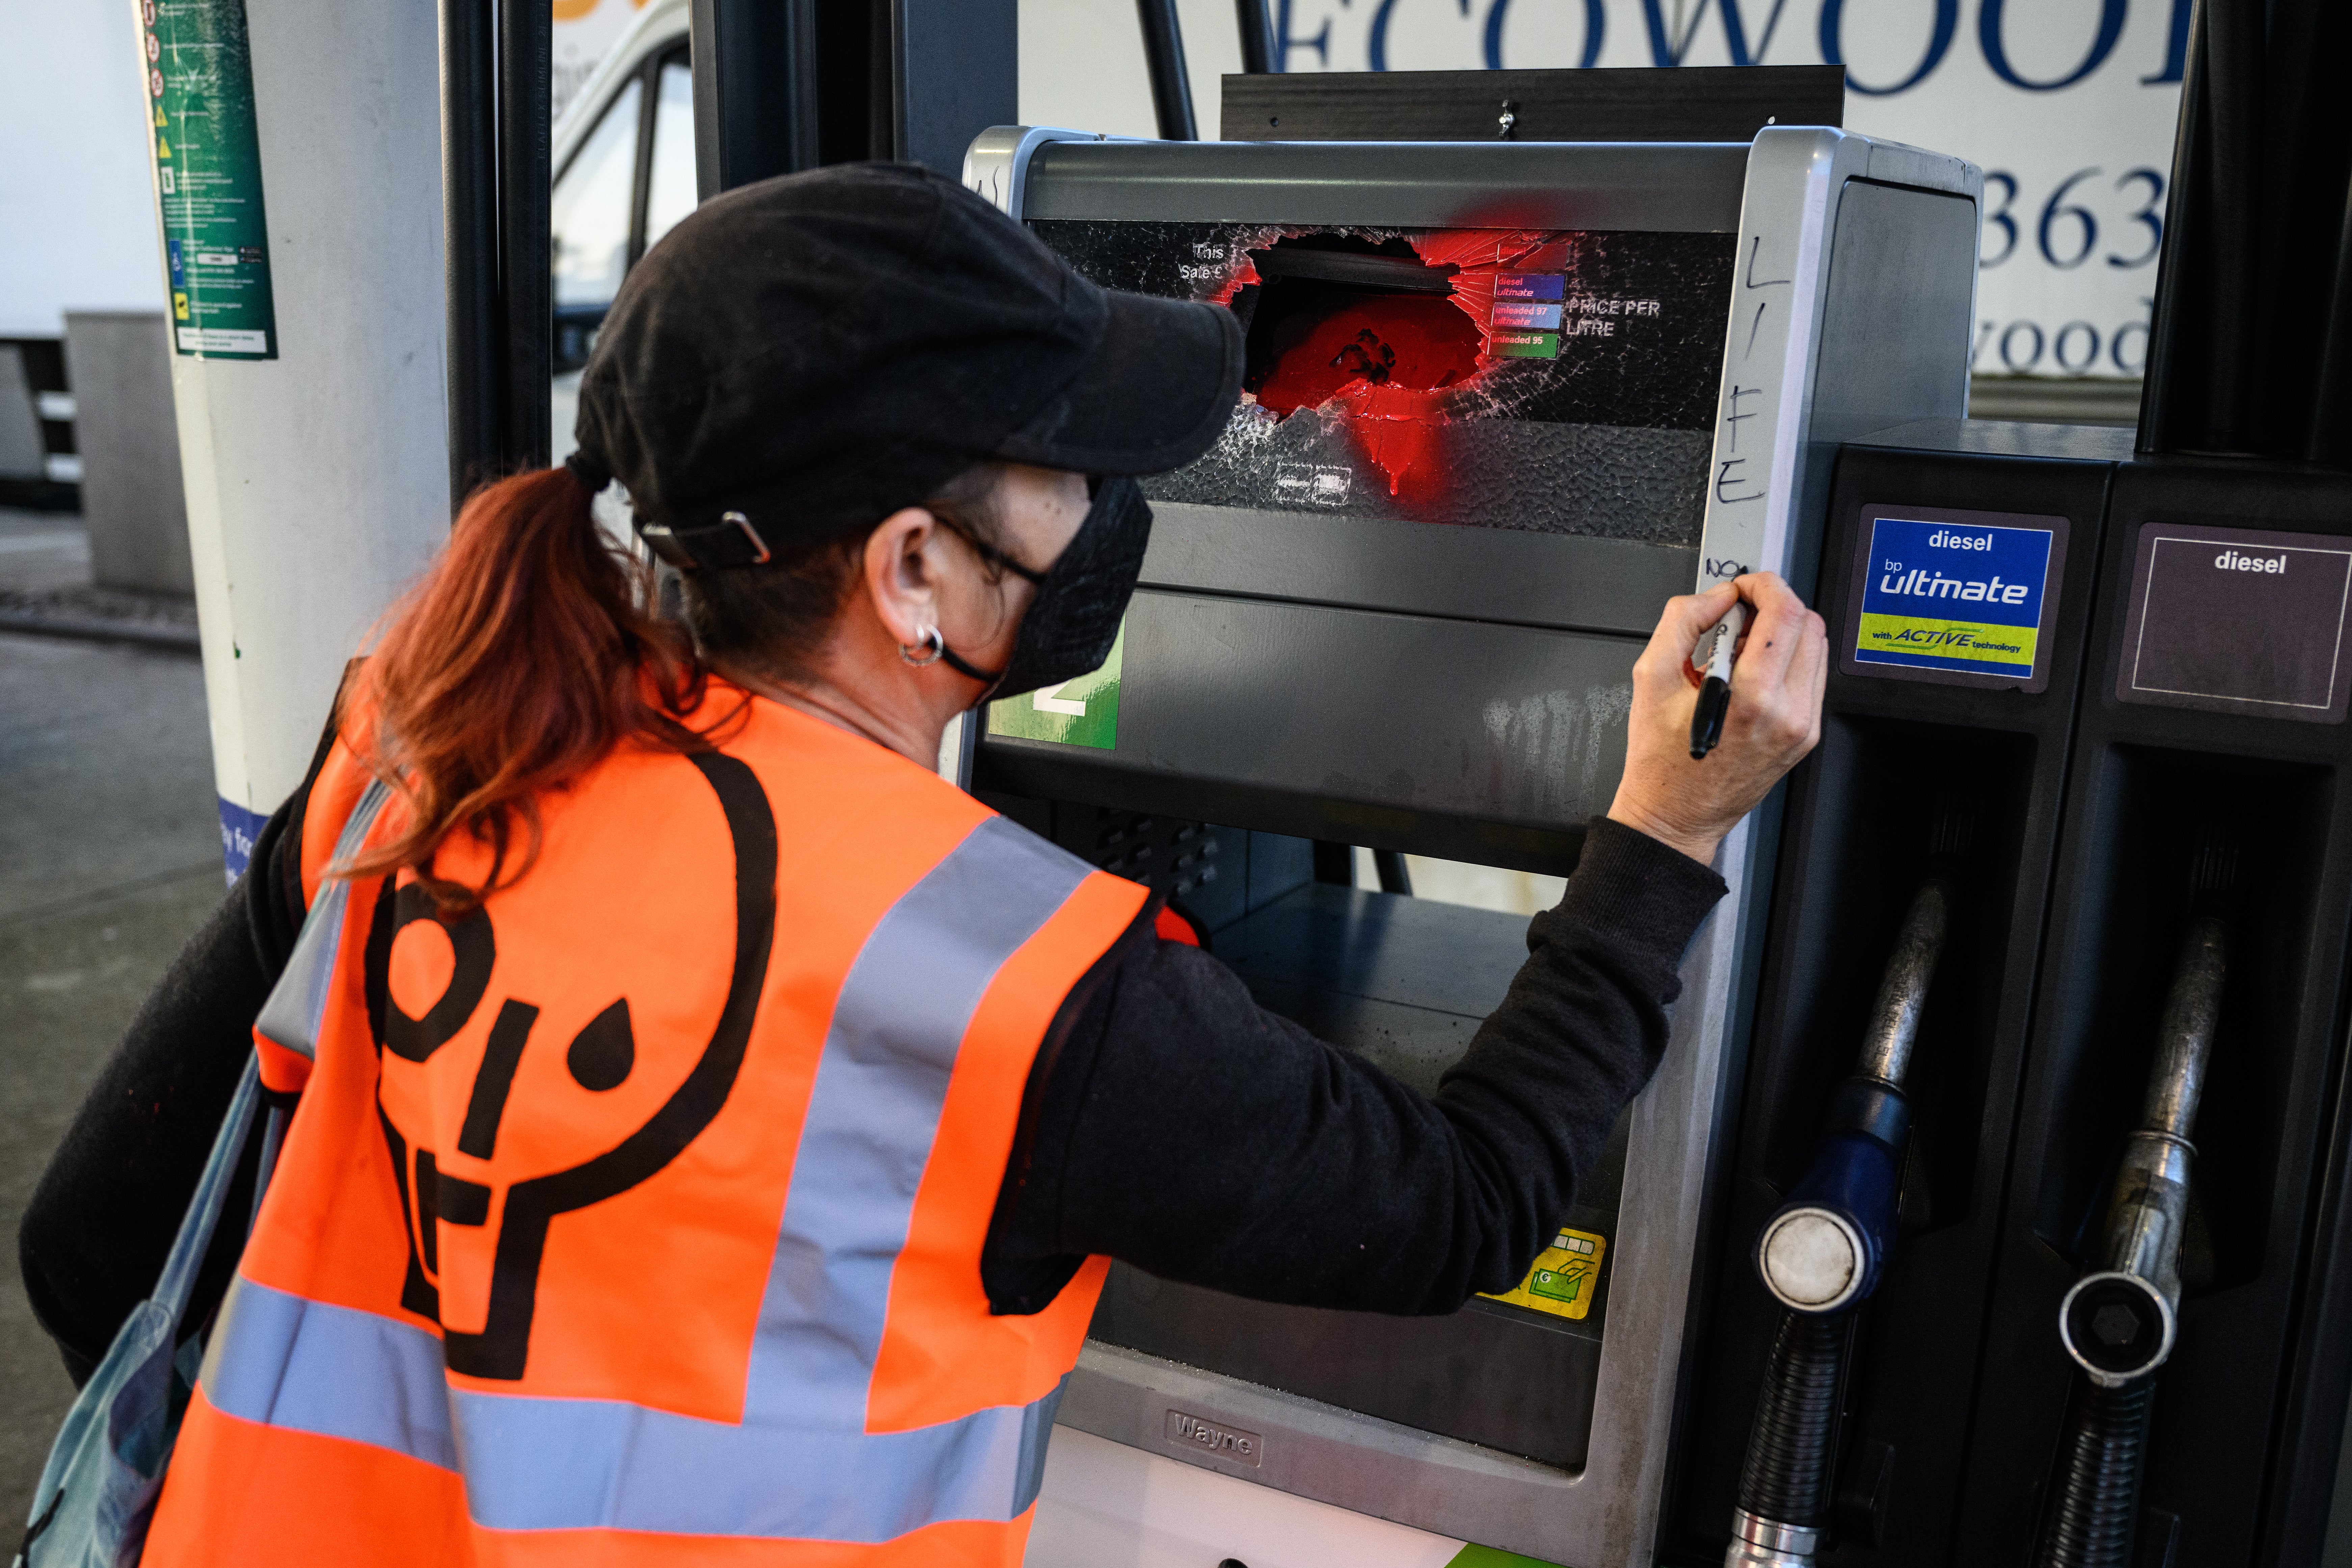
[1024,0,2188,383]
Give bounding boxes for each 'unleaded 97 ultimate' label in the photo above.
[1851,511,2060,688]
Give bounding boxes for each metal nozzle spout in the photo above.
[2059,912,2226,1383]
[2063,1131,2191,1385]
[2142,914,2226,1140]
[1855,880,1951,1086]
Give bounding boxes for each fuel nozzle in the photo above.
[2033,841,2230,1568]
[2057,914,2223,1386]
[1756,879,1947,1315]
[1728,875,1952,1568]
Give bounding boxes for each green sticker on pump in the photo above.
[1445,1546,1566,1568]
[1479,1227,1605,1321]
[985,620,1124,750]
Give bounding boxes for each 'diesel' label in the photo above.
[2116,523,2352,723]
[1843,505,2068,693]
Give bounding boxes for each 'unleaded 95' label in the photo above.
[1845,507,2067,692]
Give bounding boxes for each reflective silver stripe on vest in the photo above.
[203,813,1095,1541]
[253,778,392,1061]
[747,813,1087,1429]
[201,1275,460,1471]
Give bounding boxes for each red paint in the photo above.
[1153,904,1203,946]
[1251,294,1482,417]
[1206,258,1262,309]
[1229,229,1583,502]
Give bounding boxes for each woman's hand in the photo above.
[1606,573,1826,866]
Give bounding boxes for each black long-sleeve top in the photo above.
[19,748,1724,1381]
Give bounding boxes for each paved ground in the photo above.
[0,510,218,1531]
[0,508,91,597]
[0,507,199,648]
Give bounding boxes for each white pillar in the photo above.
[137,0,450,875]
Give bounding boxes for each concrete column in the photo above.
[140,0,451,875]
[63,310,194,596]
[0,346,45,478]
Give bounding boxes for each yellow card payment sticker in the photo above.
[1480,1227,1606,1321]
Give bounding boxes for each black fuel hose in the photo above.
[1736,1310,1848,1529]
[2031,1375,2155,1568]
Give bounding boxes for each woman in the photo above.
[23,163,1825,1565]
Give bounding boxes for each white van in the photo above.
[548,0,691,462]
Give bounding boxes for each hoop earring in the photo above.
[899,627,945,667]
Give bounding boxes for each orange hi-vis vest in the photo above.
[144,687,1146,1566]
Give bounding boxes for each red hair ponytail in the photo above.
[345,468,715,912]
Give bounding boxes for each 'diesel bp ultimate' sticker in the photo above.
[1843,506,2068,693]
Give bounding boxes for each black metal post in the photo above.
[1135,0,1198,141]
[498,0,552,471]
[690,0,817,200]
[441,0,502,507]
[808,0,878,165]
[2137,0,2352,465]
[897,0,1018,173]
[1235,0,1276,73]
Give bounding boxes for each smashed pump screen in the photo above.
[1032,221,1735,543]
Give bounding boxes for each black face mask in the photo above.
[937,476,1152,702]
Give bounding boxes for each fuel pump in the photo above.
[2030,843,2230,1568]
[1726,819,1964,1568]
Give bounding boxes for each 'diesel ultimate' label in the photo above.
[1846,507,2066,692]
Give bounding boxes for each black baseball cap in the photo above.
[569,161,1243,568]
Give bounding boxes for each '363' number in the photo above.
[1981,167,2165,271]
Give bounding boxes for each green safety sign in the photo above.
[985,622,1124,750]
[143,0,279,360]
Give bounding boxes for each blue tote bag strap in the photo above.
[235,774,392,1220]
[253,777,392,1064]
[17,777,393,1568]
[150,1058,263,1328]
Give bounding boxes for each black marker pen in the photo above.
[1689,601,1747,759]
